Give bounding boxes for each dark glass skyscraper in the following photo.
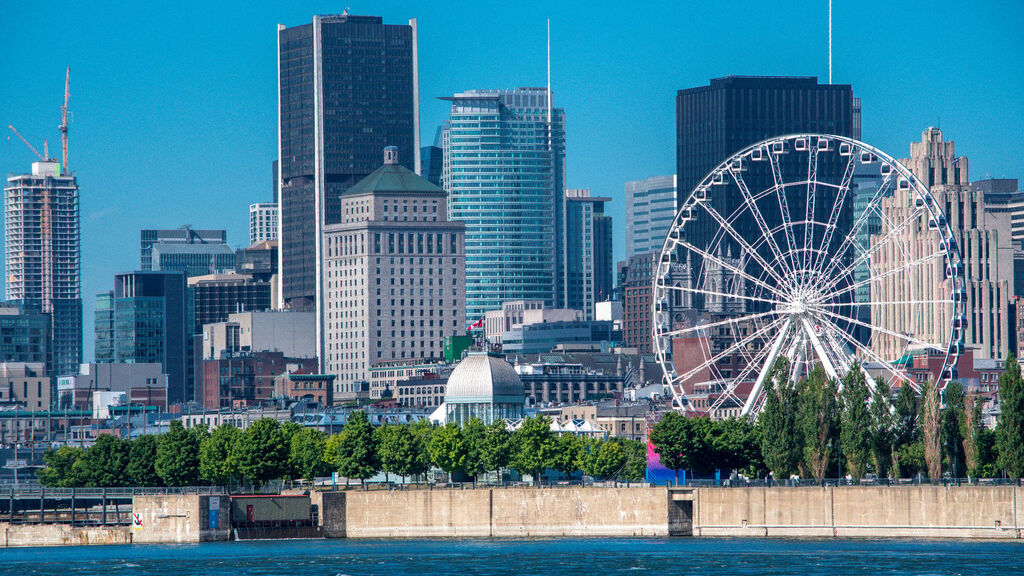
[277,13,418,310]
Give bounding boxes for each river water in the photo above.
[1,537,1019,575]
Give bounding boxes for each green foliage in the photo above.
[37,446,83,487]
[407,419,435,478]
[616,438,648,482]
[375,424,421,481]
[74,435,130,487]
[997,354,1024,477]
[289,428,330,481]
[460,418,488,480]
[591,440,628,479]
[428,422,468,477]
[868,378,896,479]
[897,441,927,477]
[797,367,839,480]
[839,367,872,479]
[976,428,1001,478]
[324,432,345,470]
[551,432,583,476]
[510,415,558,483]
[126,435,162,486]
[942,381,967,477]
[758,357,802,478]
[707,417,763,477]
[920,379,942,479]
[333,410,379,482]
[649,412,696,483]
[893,382,919,447]
[230,418,289,484]
[199,425,240,485]
[155,421,200,486]
[479,419,512,474]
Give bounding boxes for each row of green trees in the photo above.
[651,355,1024,481]
[38,413,647,487]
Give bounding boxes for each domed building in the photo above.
[444,351,525,425]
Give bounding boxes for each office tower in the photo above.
[188,273,273,334]
[4,160,82,377]
[235,240,279,283]
[322,147,465,399]
[977,178,1023,249]
[420,145,443,187]
[140,227,233,277]
[441,87,566,321]
[249,202,279,244]
[894,128,1014,360]
[564,189,613,319]
[277,13,418,311]
[95,271,190,404]
[0,303,50,370]
[625,175,677,258]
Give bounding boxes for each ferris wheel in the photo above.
[653,134,966,416]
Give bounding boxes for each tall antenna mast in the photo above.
[546,19,551,124]
[828,0,832,84]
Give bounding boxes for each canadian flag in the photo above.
[468,318,484,330]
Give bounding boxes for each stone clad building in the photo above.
[322,147,465,399]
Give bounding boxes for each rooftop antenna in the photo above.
[828,0,832,84]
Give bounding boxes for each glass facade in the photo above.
[564,190,613,318]
[441,88,566,321]
[278,14,416,306]
[625,174,677,258]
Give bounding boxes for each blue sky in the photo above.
[2,0,1023,361]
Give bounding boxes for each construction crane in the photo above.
[7,124,47,162]
[59,67,70,173]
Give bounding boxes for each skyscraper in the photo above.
[625,174,677,258]
[4,160,82,377]
[277,13,419,312]
[441,87,566,322]
[140,227,233,277]
[563,189,613,319]
[249,202,279,244]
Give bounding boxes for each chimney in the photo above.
[384,146,399,165]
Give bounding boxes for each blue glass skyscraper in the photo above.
[440,88,566,322]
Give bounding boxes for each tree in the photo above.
[758,357,802,479]
[961,393,983,478]
[617,438,648,482]
[37,446,83,487]
[407,419,435,479]
[126,435,162,486]
[942,381,966,478]
[333,411,378,484]
[199,425,241,485]
[997,354,1024,477]
[461,418,489,481]
[649,412,695,484]
[290,428,330,481]
[797,367,839,480]
[231,419,289,485]
[428,422,468,479]
[576,436,602,478]
[709,418,763,478]
[551,433,583,477]
[324,432,345,471]
[479,419,512,476]
[155,420,200,486]
[375,424,419,482]
[868,378,896,479]
[892,382,919,476]
[920,379,942,479]
[591,441,628,479]
[839,367,872,480]
[510,415,558,485]
[75,434,130,487]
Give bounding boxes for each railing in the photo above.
[0,485,231,498]
[682,477,1024,488]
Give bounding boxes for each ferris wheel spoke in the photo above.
[674,316,786,385]
[817,316,921,394]
[694,202,792,290]
[818,299,951,308]
[671,237,789,301]
[660,309,780,338]
[810,152,858,277]
[817,203,926,295]
[816,173,898,282]
[741,317,796,416]
[801,147,819,270]
[709,339,776,414]
[728,167,795,279]
[811,306,947,352]
[823,249,944,303]
[767,150,802,274]
[661,282,780,307]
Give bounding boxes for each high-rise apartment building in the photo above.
[625,175,677,258]
[249,202,279,244]
[4,160,82,377]
[0,303,50,370]
[441,87,565,321]
[322,148,465,399]
[140,227,233,277]
[95,271,190,404]
[894,128,1014,360]
[277,13,418,311]
[564,189,613,319]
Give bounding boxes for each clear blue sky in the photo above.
[2,0,1022,361]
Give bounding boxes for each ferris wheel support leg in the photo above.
[801,316,843,383]
[741,317,793,417]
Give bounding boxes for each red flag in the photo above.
[468,318,484,330]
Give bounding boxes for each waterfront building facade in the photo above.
[441,87,566,321]
[321,148,465,399]
[4,160,82,377]
[564,189,613,319]
[249,202,279,244]
[625,175,676,258]
[277,13,418,310]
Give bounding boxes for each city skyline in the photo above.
[3,1,1024,361]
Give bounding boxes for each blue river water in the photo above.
[1,537,1020,576]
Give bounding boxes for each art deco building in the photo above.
[322,148,465,399]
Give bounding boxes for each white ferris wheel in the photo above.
[653,134,966,416]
